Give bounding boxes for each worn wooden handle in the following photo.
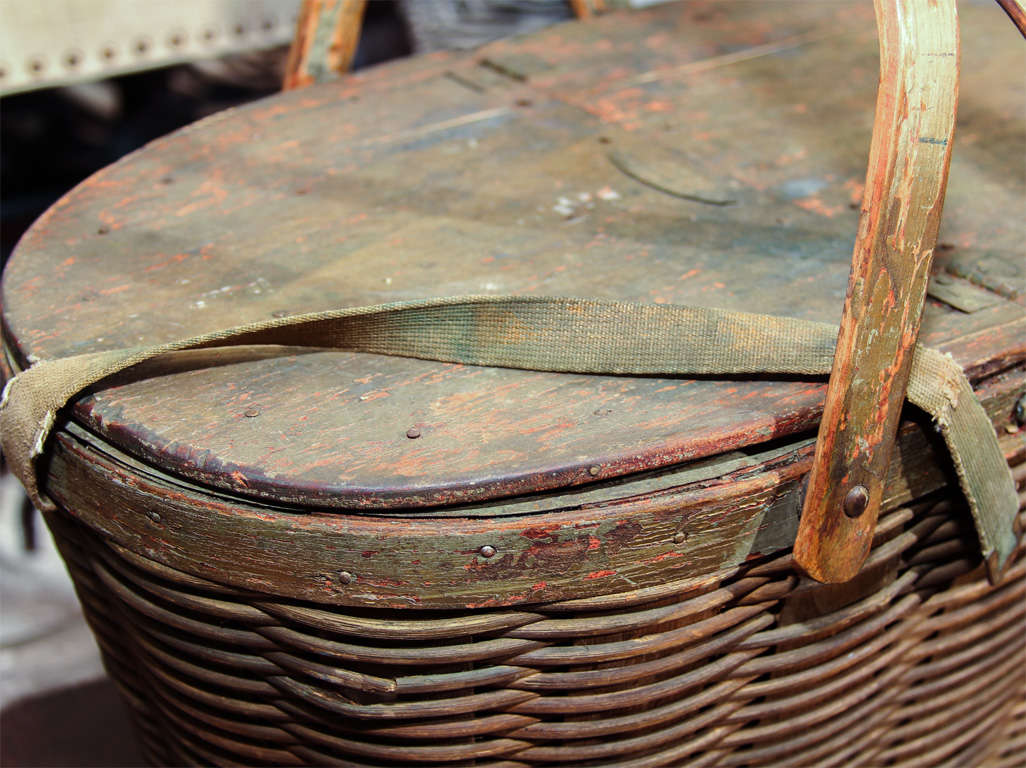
[995,0,1026,38]
[795,0,959,583]
[283,0,368,91]
[282,0,606,91]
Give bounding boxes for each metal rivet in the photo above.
[271,310,290,319]
[673,531,687,545]
[588,465,600,476]
[244,408,260,418]
[337,571,354,585]
[479,545,496,558]
[843,485,870,519]
[1014,395,1025,426]
[146,510,161,522]
[406,426,421,439]
[985,551,1002,584]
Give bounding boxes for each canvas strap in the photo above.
[0,294,1018,579]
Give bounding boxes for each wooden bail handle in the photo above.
[795,0,959,583]
[283,0,605,90]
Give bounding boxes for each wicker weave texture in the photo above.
[44,448,1026,767]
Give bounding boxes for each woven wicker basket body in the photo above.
[42,442,1026,767]
[2,1,1025,765]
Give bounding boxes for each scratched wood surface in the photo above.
[2,0,1024,512]
[796,0,959,583]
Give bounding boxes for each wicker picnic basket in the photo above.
[1,0,1024,765]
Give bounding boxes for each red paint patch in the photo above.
[465,593,527,609]
[521,524,561,541]
[795,197,842,218]
[649,551,685,563]
[586,569,617,580]
[99,284,132,295]
[363,577,404,588]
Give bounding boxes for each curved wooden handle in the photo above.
[995,0,1026,38]
[283,0,368,91]
[282,0,605,91]
[795,0,960,583]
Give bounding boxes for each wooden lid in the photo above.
[3,0,1022,511]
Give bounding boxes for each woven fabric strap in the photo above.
[0,295,1017,572]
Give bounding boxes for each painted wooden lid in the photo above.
[3,0,1023,511]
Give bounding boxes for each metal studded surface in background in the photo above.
[0,0,302,96]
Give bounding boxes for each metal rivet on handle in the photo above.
[406,427,421,439]
[479,545,497,558]
[843,485,870,519]
[338,571,355,585]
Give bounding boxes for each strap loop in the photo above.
[0,294,1017,581]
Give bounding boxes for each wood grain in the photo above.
[796,0,960,582]
[43,364,1023,609]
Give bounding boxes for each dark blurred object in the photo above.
[0,679,145,767]
[400,0,573,51]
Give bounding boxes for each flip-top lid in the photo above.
[3,0,1023,511]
